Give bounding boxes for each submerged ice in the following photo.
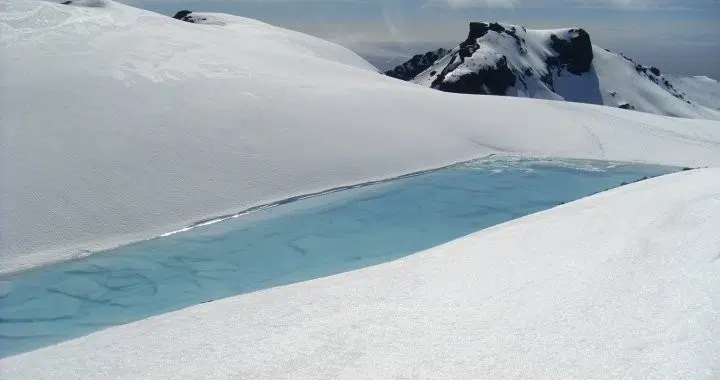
[0,158,675,357]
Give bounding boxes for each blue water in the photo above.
[0,158,677,357]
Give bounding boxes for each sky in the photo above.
[123,0,719,77]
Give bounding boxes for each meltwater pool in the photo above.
[0,157,677,356]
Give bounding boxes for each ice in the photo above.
[3,167,718,379]
[0,158,675,357]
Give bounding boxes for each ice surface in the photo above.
[2,168,718,379]
[0,158,675,357]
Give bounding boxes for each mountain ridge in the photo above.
[387,22,720,120]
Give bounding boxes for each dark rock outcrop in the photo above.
[432,56,516,95]
[548,29,593,75]
[465,22,523,49]
[466,22,504,41]
[172,10,194,22]
[426,23,524,95]
[385,49,450,81]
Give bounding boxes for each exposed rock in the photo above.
[548,29,593,75]
[173,10,193,22]
[171,10,225,25]
[385,49,450,81]
[432,56,516,95]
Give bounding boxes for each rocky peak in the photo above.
[548,29,593,75]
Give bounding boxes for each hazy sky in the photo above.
[124,0,719,77]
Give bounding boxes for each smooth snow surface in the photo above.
[0,158,674,357]
[3,168,719,379]
[666,75,720,111]
[2,1,720,274]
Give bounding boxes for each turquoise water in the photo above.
[0,158,676,357]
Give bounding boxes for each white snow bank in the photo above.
[3,168,719,379]
[2,0,720,273]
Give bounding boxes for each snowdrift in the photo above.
[2,168,718,379]
[1,0,720,273]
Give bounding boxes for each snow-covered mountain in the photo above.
[387,22,720,120]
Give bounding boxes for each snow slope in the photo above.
[398,23,720,120]
[2,1,720,274]
[666,75,720,111]
[3,168,719,379]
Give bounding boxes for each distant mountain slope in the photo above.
[665,75,720,111]
[387,22,720,120]
[383,48,450,81]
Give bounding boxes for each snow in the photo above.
[589,48,719,119]
[666,75,720,111]
[1,0,720,276]
[2,168,719,379]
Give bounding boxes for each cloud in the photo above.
[436,0,519,8]
[428,0,717,9]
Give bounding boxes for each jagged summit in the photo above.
[423,23,595,96]
[387,22,719,120]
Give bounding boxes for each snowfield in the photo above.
[2,0,720,274]
[2,168,719,379]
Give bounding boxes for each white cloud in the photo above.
[438,0,519,8]
[428,0,716,9]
